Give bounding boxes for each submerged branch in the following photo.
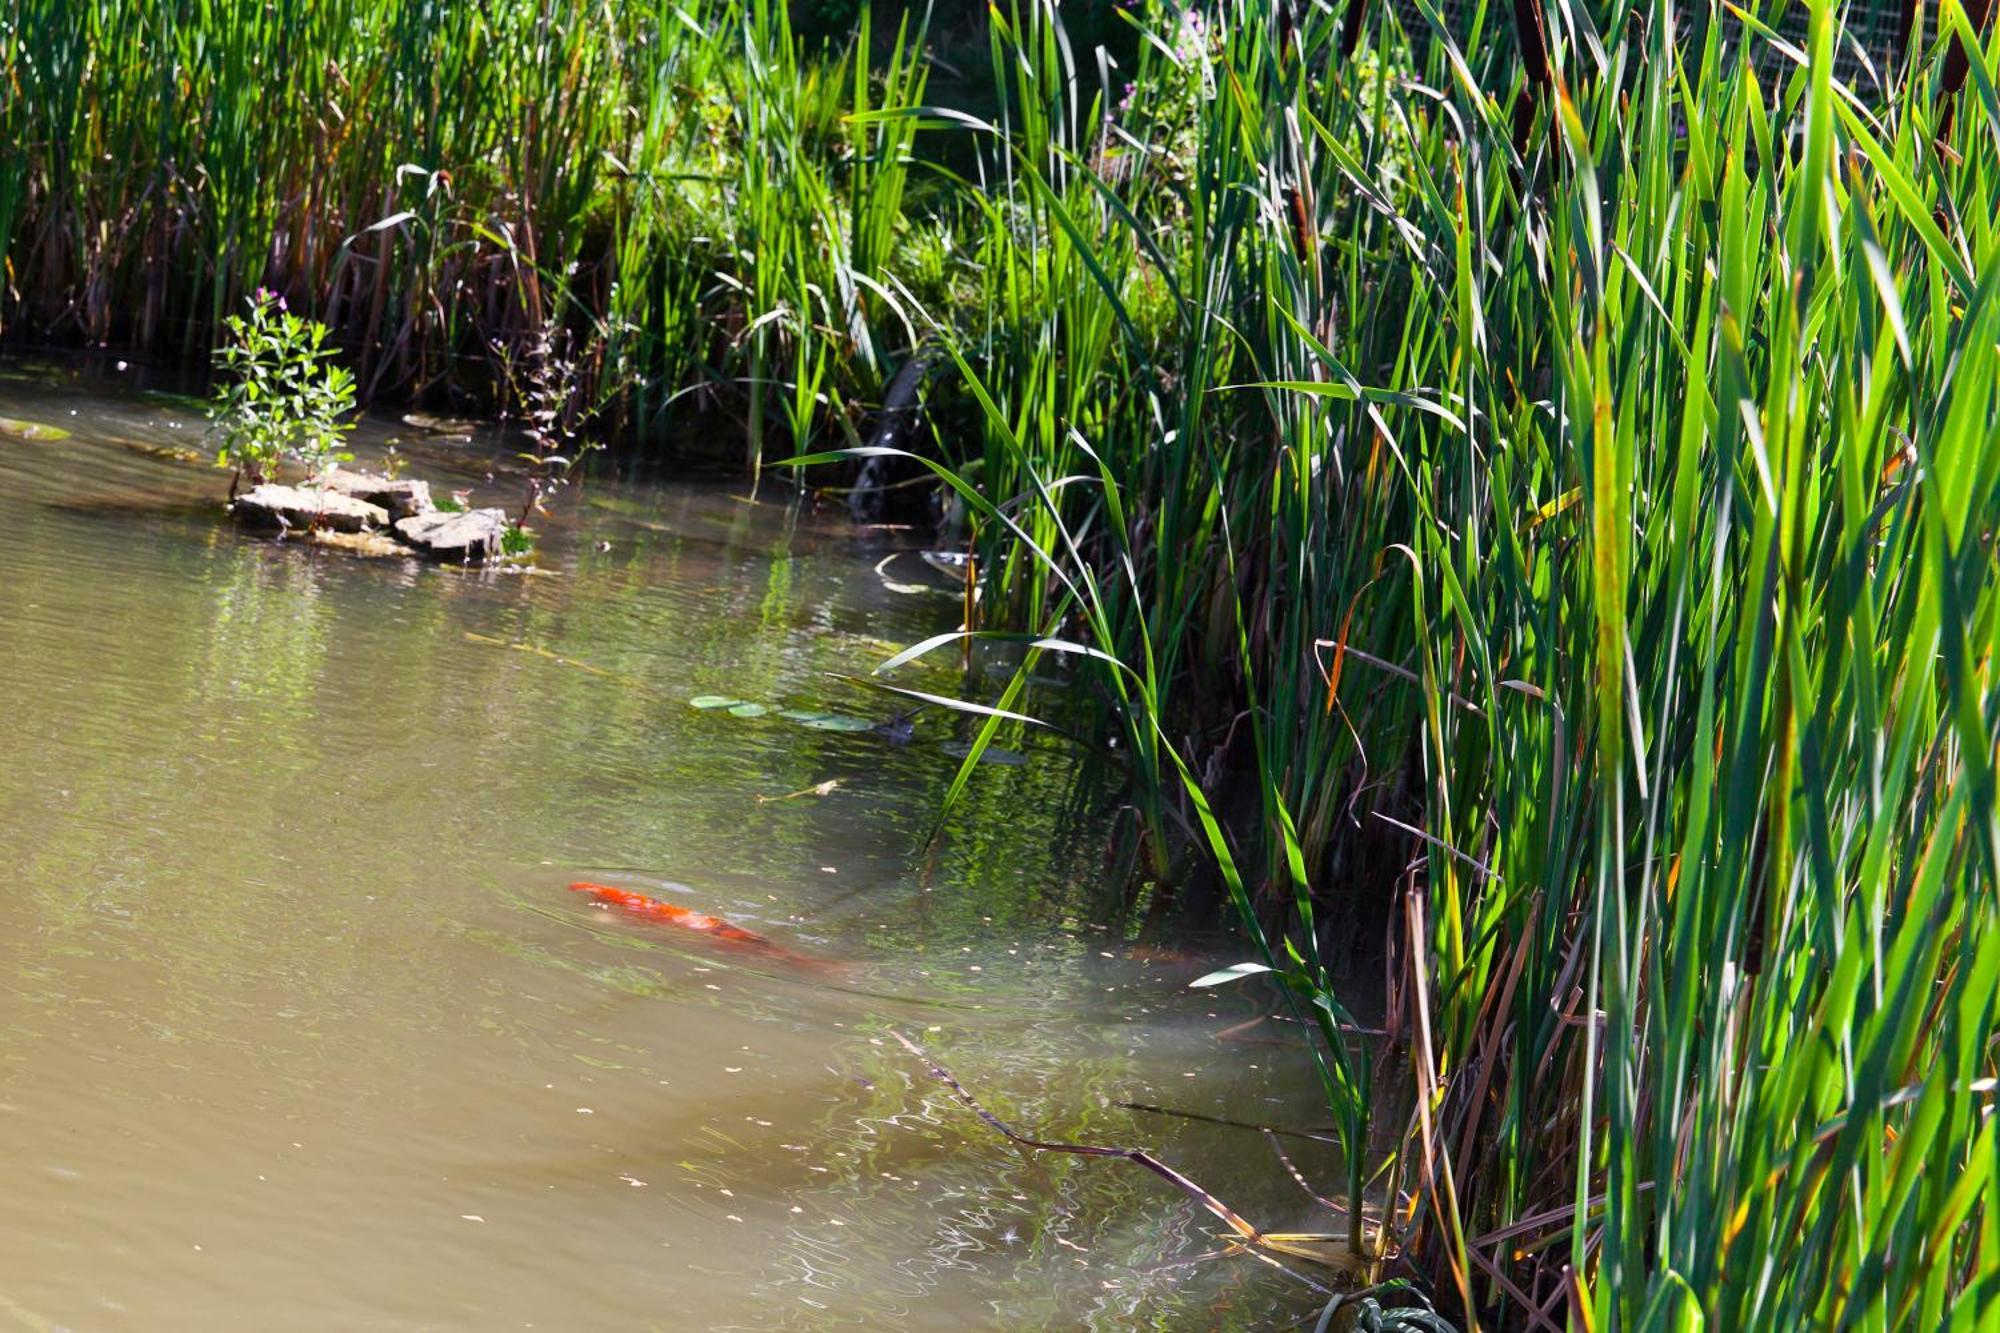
[890,1029,1350,1294]
[1118,1100,1344,1147]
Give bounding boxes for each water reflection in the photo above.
[0,368,1332,1329]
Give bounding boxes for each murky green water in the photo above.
[0,365,1336,1330]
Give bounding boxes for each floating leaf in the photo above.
[0,416,73,442]
[940,741,1027,766]
[806,716,875,732]
[140,390,216,417]
[689,696,744,710]
[115,438,203,465]
[777,709,874,732]
[728,702,769,718]
[402,412,480,435]
[1188,962,1274,989]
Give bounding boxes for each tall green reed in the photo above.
[0,0,932,457]
[831,0,2000,1326]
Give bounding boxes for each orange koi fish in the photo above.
[569,882,838,974]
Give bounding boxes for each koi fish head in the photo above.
[571,881,655,915]
[571,881,647,906]
[568,880,849,979]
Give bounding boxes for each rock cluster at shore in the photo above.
[232,468,510,564]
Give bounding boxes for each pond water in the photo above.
[0,365,1338,1330]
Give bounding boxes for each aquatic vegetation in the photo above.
[689,695,873,731]
[775,709,875,733]
[209,291,356,493]
[821,0,2000,1328]
[937,740,1024,767]
[497,518,536,561]
[140,390,218,419]
[0,416,73,442]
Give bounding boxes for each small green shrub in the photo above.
[210,290,356,494]
[499,521,536,561]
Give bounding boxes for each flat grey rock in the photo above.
[325,467,434,521]
[394,507,510,564]
[233,484,388,534]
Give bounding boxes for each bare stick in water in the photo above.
[889,1028,1335,1294]
[892,1030,1264,1238]
[1119,1100,1344,1146]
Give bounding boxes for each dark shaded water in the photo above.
[0,365,1336,1330]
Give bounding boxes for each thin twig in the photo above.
[755,779,840,803]
[1265,1128,1344,1213]
[1213,1014,1295,1045]
[890,1029,1333,1295]
[1118,1100,1343,1147]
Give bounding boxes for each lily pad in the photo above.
[689,696,745,710]
[777,709,875,733]
[727,702,769,718]
[940,741,1028,766]
[117,438,204,466]
[0,416,73,442]
[403,412,480,435]
[141,390,216,417]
